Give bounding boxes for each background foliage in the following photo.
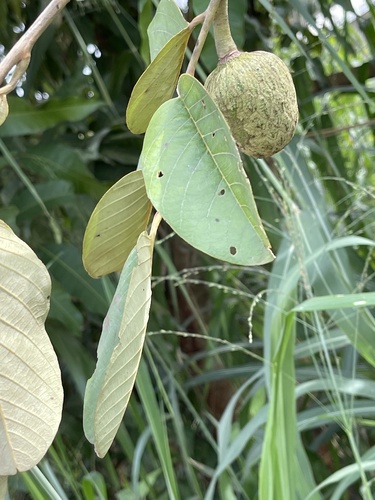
[1,0,375,498]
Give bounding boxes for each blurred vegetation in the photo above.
[1,0,375,498]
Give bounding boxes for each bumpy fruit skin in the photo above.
[204,51,298,158]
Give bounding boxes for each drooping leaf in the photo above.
[141,73,274,266]
[0,95,9,126]
[83,170,152,278]
[0,97,104,137]
[83,231,153,457]
[148,0,188,61]
[0,220,63,475]
[126,27,192,134]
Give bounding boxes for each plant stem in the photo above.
[347,429,373,500]
[0,0,71,94]
[212,0,239,63]
[150,212,162,242]
[189,12,206,30]
[186,0,222,76]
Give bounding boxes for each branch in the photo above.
[186,0,223,76]
[0,0,71,94]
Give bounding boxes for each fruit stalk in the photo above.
[186,0,222,75]
[212,0,240,63]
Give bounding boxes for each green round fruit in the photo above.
[205,51,298,158]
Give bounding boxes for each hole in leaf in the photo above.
[218,189,225,196]
[230,246,237,255]
[157,171,164,178]
[96,234,101,238]
[201,99,206,108]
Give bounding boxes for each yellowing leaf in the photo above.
[82,170,152,278]
[0,220,63,475]
[83,231,153,457]
[126,26,191,134]
[0,95,8,126]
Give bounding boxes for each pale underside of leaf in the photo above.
[83,170,152,278]
[0,221,63,475]
[83,231,153,458]
[83,246,138,444]
[141,74,274,266]
[0,477,7,500]
[126,26,192,135]
[148,0,189,61]
[0,95,9,127]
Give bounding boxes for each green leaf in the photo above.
[13,180,74,223]
[48,281,83,334]
[81,472,107,499]
[287,0,374,110]
[126,27,192,134]
[294,292,375,312]
[83,231,153,458]
[0,97,104,137]
[148,0,188,61]
[141,73,274,266]
[260,233,320,500]
[49,325,94,399]
[19,144,106,198]
[0,220,63,475]
[83,170,152,278]
[135,360,181,500]
[259,311,298,500]
[41,244,109,316]
[306,460,375,499]
[138,0,153,64]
